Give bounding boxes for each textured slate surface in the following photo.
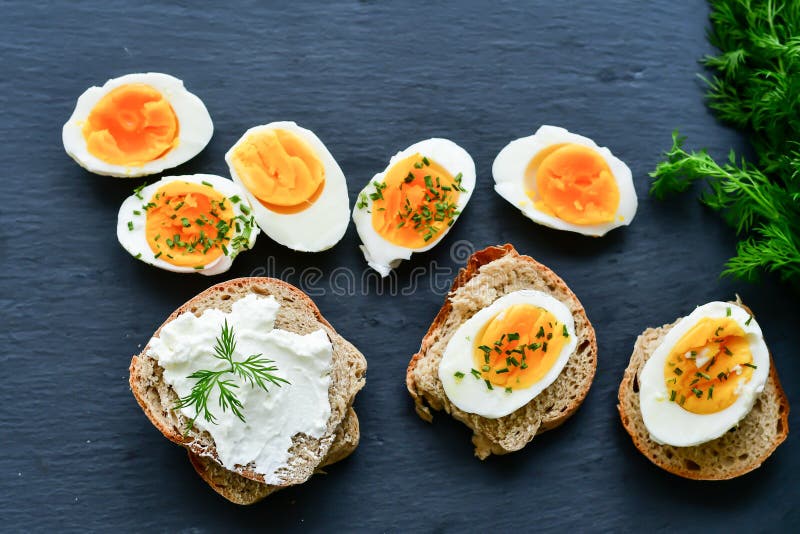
[1,1,798,531]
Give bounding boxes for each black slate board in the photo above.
[1,1,798,531]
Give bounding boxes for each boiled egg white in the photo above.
[117,174,259,275]
[438,290,577,419]
[225,122,350,252]
[63,73,213,177]
[353,138,475,277]
[492,125,637,236]
[639,302,770,447]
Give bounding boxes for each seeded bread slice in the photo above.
[188,407,360,505]
[406,244,598,459]
[129,277,367,494]
[617,305,789,480]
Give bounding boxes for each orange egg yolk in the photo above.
[663,316,755,414]
[82,83,179,166]
[229,129,325,214]
[370,153,464,248]
[144,181,236,267]
[527,143,620,225]
[473,304,569,390]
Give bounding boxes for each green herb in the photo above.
[674,367,684,376]
[240,204,250,216]
[743,362,758,369]
[230,195,241,203]
[174,320,288,431]
[542,342,548,352]
[528,343,541,351]
[133,183,146,200]
[133,210,141,216]
[670,390,677,402]
[422,156,430,166]
[470,368,481,379]
[134,253,142,259]
[745,315,753,326]
[127,221,134,231]
[562,324,569,338]
[481,364,490,372]
[495,368,509,374]
[154,251,162,259]
[536,326,545,339]
[507,332,520,341]
[718,371,728,380]
[723,346,733,356]
[505,387,513,393]
[679,394,687,406]
[708,385,714,400]
[696,372,711,380]
[201,180,214,188]
[181,217,191,228]
[692,387,704,398]
[454,371,465,380]
[649,1,800,285]
[705,356,717,372]
[726,307,731,317]
[484,380,493,390]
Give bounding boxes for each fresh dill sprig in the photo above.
[650,0,800,286]
[174,319,289,432]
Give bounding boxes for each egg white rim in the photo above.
[438,289,578,419]
[492,125,637,237]
[352,138,476,277]
[224,121,350,252]
[62,73,213,178]
[116,174,259,276]
[638,301,770,447]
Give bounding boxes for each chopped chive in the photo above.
[422,156,430,166]
[674,367,683,376]
[414,161,423,169]
[481,365,490,372]
[679,395,686,406]
[454,371,465,380]
[536,326,545,338]
[201,180,213,188]
[495,368,509,374]
[154,251,162,259]
[717,371,728,380]
[507,357,520,367]
[133,184,146,199]
[181,217,191,227]
[743,363,758,369]
[696,372,711,380]
[470,368,481,379]
[194,266,204,270]
[546,332,553,340]
[507,332,520,341]
[127,221,134,231]
[690,378,700,385]
[562,324,569,338]
[134,253,142,259]
[230,195,241,203]
[745,315,753,326]
[723,346,733,356]
[520,362,528,369]
[542,342,548,352]
[708,386,714,400]
[715,326,724,336]
[669,390,676,402]
[240,204,251,215]
[484,380,493,390]
[528,343,541,351]
[692,387,703,398]
[667,377,677,384]
[505,387,513,393]
[705,356,716,372]
[133,210,141,216]
[726,307,731,317]
[173,201,185,211]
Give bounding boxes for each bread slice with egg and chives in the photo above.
[406,244,598,459]
[617,301,789,480]
[129,277,367,503]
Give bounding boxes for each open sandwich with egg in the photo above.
[406,244,598,459]
[618,299,789,480]
[129,277,367,504]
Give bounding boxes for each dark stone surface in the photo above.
[1,1,797,531]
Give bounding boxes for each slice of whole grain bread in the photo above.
[129,277,367,496]
[188,407,361,505]
[406,244,598,459]
[617,304,789,480]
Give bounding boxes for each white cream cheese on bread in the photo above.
[147,293,333,484]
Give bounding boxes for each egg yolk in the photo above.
[144,181,236,267]
[229,129,325,214]
[527,143,620,225]
[473,304,569,390]
[82,84,179,166]
[370,154,464,248]
[663,316,755,414]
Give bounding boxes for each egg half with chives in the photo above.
[352,138,475,277]
[117,174,259,275]
[225,121,350,252]
[638,301,770,447]
[63,73,213,177]
[492,125,637,236]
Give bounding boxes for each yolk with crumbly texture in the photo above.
[82,84,179,166]
[370,153,464,248]
[229,129,325,214]
[145,181,235,267]
[663,316,755,414]
[527,143,620,225]
[473,304,569,390]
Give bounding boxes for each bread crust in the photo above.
[407,244,598,457]
[617,305,789,480]
[129,277,366,493]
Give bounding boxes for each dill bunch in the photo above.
[651,0,800,285]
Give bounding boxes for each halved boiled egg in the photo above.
[225,122,350,252]
[492,125,637,236]
[438,290,577,419]
[63,73,213,177]
[353,138,475,277]
[639,302,770,447]
[117,174,259,275]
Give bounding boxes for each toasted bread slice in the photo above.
[188,407,360,505]
[130,277,367,498]
[407,244,598,459]
[618,304,789,480]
